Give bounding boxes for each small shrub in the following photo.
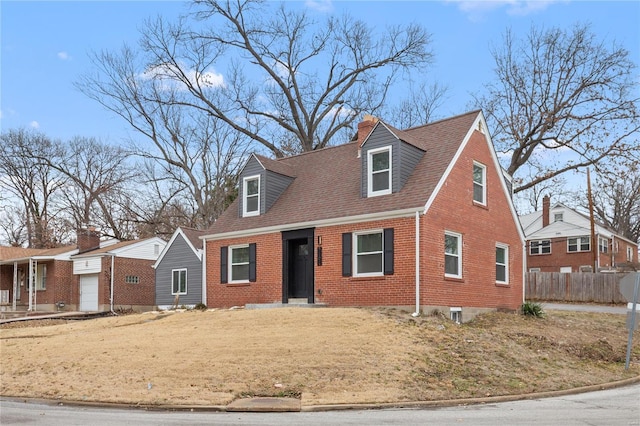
[194,303,208,311]
[521,301,545,318]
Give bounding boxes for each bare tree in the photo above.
[0,205,28,247]
[48,137,138,240]
[474,23,640,193]
[590,168,640,243]
[387,81,449,129]
[78,0,433,158]
[0,129,66,248]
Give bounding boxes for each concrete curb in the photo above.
[3,375,639,413]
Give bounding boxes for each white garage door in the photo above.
[80,274,99,311]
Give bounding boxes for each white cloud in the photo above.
[29,121,40,129]
[141,63,225,90]
[57,51,70,60]
[305,0,333,13]
[448,0,559,20]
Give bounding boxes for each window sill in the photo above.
[472,201,488,210]
[224,282,251,287]
[349,275,386,282]
[530,253,551,256]
[495,282,509,287]
[444,276,464,283]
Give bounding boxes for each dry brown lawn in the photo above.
[1,307,639,407]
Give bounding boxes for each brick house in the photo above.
[520,196,638,273]
[201,110,525,322]
[0,229,166,312]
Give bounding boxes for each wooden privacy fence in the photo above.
[525,272,628,304]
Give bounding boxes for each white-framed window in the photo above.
[354,230,384,276]
[568,236,590,253]
[444,231,462,278]
[599,237,609,253]
[36,264,46,290]
[242,175,260,217]
[560,266,572,273]
[472,161,486,205]
[125,275,139,284]
[628,246,634,262]
[530,239,551,255]
[172,269,187,294]
[229,245,250,282]
[496,243,508,284]
[554,213,564,222]
[450,307,462,324]
[367,146,392,197]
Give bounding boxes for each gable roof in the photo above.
[71,237,166,259]
[153,227,206,268]
[204,110,494,239]
[520,203,636,245]
[0,245,77,264]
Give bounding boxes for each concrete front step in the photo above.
[245,302,327,310]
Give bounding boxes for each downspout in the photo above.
[522,243,527,304]
[12,261,17,311]
[201,239,207,307]
[28,258,33,311]
[110,254,116,315]
[412,210,421,317]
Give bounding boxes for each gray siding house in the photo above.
[153,227,205,308]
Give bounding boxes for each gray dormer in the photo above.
[360,123,425,198]
[238,154,295,218]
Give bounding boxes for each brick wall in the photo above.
[112,257,156,307]
[206,233,283,307]
[527,236,638,272]
[419,130,524,311]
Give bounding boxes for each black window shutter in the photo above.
[249,243,257,282]
[220,246,228,284]
[342,233,352,277]
[384,228,394,275]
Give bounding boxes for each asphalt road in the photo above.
[2,383,639,426]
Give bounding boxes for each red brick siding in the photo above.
[206,233,284,307]
[315,217,417,306]
[528,236,639,272]
[111,257,156,306]
[420,130,523,310]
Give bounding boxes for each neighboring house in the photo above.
[153,227,205,309]
[520,196,638,273]
[0,227,166,312]
[201,110,525,322]
[0,245,78,311]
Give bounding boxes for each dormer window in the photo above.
[243,175,260,217]
[368,146,392,197]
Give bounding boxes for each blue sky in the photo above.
[1,0,639,147]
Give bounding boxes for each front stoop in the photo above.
[226,397,301,412]
[245,302,327,309]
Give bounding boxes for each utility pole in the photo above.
[587,168,597,272]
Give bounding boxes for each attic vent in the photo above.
[477,121,484,134]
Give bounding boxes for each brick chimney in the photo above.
[77,226,101,254]
[356,114,378,144]
[542,195,550,228]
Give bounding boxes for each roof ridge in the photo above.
[403,109,480,132]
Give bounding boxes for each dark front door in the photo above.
[289,239,310,298]
[282,228,314,303]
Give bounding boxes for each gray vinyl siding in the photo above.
[399,142,424,188]
[155,234,202,306]
[361,125,424,197]
[265,170,294,212]
[238,156,266,217]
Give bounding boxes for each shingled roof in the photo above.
[207,110,481,236]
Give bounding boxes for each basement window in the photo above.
[125,275,139,284]
[450,307,462,324]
